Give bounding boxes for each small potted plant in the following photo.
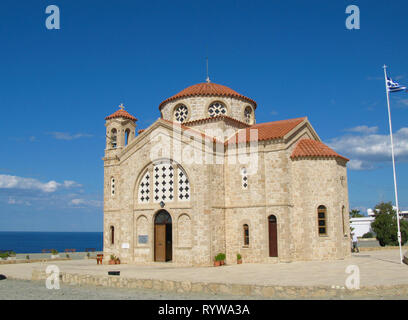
[26,255,30,260]
[115,256,121,264]
[51,249,59,259]
[237,253,242,264]
[214,254,222,267]
[219,253,226,265]
[109,255,116,265]
[86,252,90,259]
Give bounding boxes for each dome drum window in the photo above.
[208,102,227,117]
[174,104,189,123]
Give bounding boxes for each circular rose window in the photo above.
[208,102,227,117]
[174,104,188,123]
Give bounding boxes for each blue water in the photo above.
[0,232,103,253]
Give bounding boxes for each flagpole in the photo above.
[383,65,403,264]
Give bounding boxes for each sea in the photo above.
[0,232,103,253]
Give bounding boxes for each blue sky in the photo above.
[0,0,407,231]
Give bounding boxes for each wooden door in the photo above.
[268,216,278,257]
[155,224,166,262]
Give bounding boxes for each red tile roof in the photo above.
[159,82,257,110]
[291,139,349,161]
[105,109,137,122]
[226,117,306,144]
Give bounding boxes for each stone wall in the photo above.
[160,96,256,125]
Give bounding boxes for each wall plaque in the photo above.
[138,235,148,244]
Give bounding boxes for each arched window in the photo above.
[243,224,249,246]
[244,106,253,124]
[208,102,227,117]
[110,226,115,245]
[111,177,115,197]
[110,128,117,148]
[318,205,327,236]
[125,128,130,146]
[138,162,190,204]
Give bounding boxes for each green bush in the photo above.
[0,251,15,259]
[0,252,9,259]
[371,202,408,246]
[237,253,242,260]
[362,232,374,238]
[215,253,225,262]
[51,249,58,255]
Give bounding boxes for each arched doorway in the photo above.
[268,215,278,257]
[154,210,172,262]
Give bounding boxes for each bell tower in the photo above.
[104,103,137,158]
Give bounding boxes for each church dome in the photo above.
[159,82,257,110]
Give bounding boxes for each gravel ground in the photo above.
[0,279,407,300]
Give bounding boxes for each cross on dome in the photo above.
[119,103,125,110]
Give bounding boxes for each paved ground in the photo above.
[0,278,407,300]
[0,279,257,300]
[1,249,407,287]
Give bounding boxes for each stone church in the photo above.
[103,81,351,266]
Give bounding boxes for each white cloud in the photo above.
[63,180,82,188]
[327,127,408,170]
[8,197,31,206]
[0,175,60,193]
[0,175,82,193]
[345,125,378,134]
[47,132,93,140]
[70,198,102,208]
[347,160,374,171]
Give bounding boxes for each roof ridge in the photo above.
[105,109,138,122]
[159,82,257,110]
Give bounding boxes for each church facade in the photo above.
[103,82,351,266]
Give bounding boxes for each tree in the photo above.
[349,209,364,218]
[371,202,408,246]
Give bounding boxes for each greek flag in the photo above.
[387,77,407,93]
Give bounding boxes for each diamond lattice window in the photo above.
[241,168,248,189]
[178,169,190,201]
[208,102,227,117]
[137,162,190,203]
[111,177,116,196]
[153,163,174,202]
[138,171,150,203]
[174,104,189,123]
